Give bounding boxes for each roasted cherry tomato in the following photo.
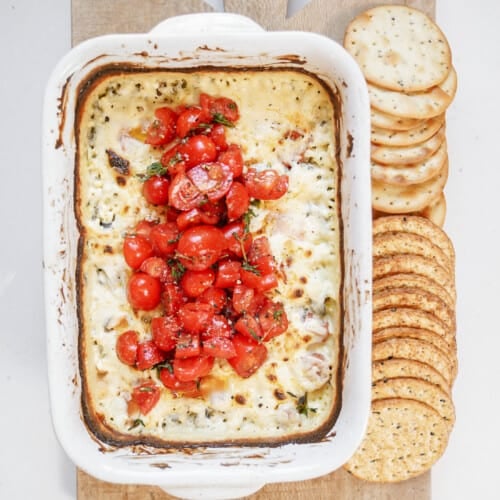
[197,287,227,313]
[225,181,250,221]
[179,135,218,168]
[200,93,239,123]
[145,107,177,146]
[160,144,186,175]
[244,168,288,200]
[217,144,244,178]
[159,368,200,397]
[151,315,181,352]
[168,172,204,211]
[177,302,214,334]
[180,268,216,298]
[240,267,278,293]
[123,234,154,270]
[208,123,228,152]
[221,221,252,258]
[215,259,241,289]
[127,272,162,310]
[258,300,289,340]
[142,175,170,205]
[139,256,170,282]
[186,162,233,202]
[150,222,179,257]
[116,330,139,366]
[134,219,155,240]
[173,355,214,382]
[204,314,233,339]
[176,107,208,138]
[176,225,226,271]
[175,333,201,358]
[175,202,222,230]
[231,283,255,314]
[202,336,236,359]
[234,314,263,341]
[163,284,187,315]
[131,381,161,415]
[136,340,166,370]
[228,334,268,378]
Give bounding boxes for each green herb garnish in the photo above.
[128,418,145,431]
[212,112,235,127]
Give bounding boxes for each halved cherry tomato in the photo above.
[180,268,215,298]
[142,175,169,205]
[151,315,181,352]
[175,202,222,230]
[258,300,288,340]
[198,287,227,312]
[136,340,166,370]
[134,219,155,240]
[168,172,204,211]
[160,144,186,175]
[228,334,268,378]
[221,221,252,258]
[159,368,200,397]
[163,284,186,315]
[175,333,201,358]
[218,144,244,178]
[179,135,218,168]
[176,225,226,271]
[139,256,170,282]
[131,381,161,415]
[248,235,272,262]
[186,162,233,202]
[127,272,162,310]
[240,268,278,293]
[226,181,250,221]
[208,123,228,152]
[204,314,233,339]
[234,314,263,341]
[200,93,239,123]
[116,330,139,366]
[244,168,289,200]
[150,222,179,257]
[145,107,177,146]
[173,355,214,382]
[231,283,255,314]
[176,107,208,138]
[215,259,241,289]
[202,336,236,359]
[123,234,154,270]
[177,302,214,334]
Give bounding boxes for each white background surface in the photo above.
[0,1,498,499]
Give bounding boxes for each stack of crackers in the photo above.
[341,5,459,482]
[344,4,457,227]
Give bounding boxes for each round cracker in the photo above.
[373,215,455,262]
[371,123,446,165]
[372,254,456,300]
[371,145,447,187]
[419,192,447,227]
[368,67,457,119]
[370,116,444,146]
[371,377,455,423]
[370,107,422,131]
[343,5,452,92]
[372,327,457,381]
[373,230,453,274]
[373,287,456,334]
[372,358,450,395]
[372,337,454,385]
[344,398,450,482]
[372,308,451,343]
[372,158,448,213]
[373,273,455,309]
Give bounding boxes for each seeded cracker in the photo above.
[371,145,447,187]
[371,116,444,147]
[343,6,452,92]
[370,107,421,131]
[344,399,450,482]
[420,193,447,227]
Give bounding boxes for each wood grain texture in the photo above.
[72,0,435,498]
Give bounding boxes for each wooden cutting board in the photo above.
[73,0,434,498]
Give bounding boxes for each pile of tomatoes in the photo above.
[116,93,290,415]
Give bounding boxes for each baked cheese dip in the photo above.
[75,66,343,446]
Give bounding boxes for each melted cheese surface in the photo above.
[77,68,342,445]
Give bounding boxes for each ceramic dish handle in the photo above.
[150,12,264,35]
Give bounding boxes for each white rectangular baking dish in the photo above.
[42,13,372,499]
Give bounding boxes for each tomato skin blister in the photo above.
[118,92,290,411]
